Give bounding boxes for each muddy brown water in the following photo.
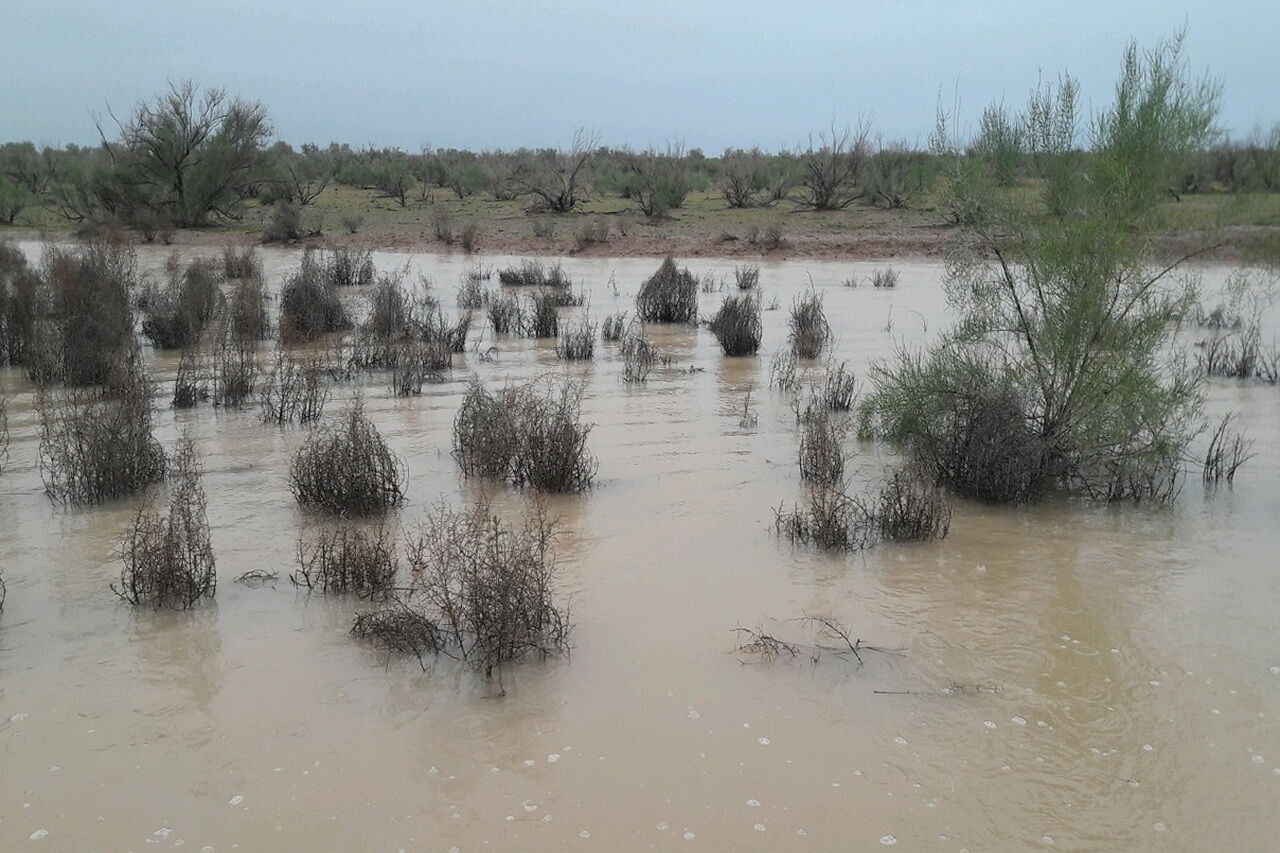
[1,244,1278,852]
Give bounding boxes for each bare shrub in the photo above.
[362,273,415,339]
[220,245,259,279]
[293,522,398,596]
[636,257,697,324]
[488,294,523,334]
[454,378,597,492]
[866,467,951,542]
[37,240,136,386]
[557,315,597,360]
[432,214,455,245]
[38,356,166,505]
[140,258,221,349]
[524,291,560,338]
[600,312,627,342]
[798,123,870,210]
[620,322,658,382]
[532,217,556,239]
[798,404,848,486]
[227,271,269,342]
[171,347,208,408]
[774,485,868,551]
[279,254,352,344]
[112,432,215,609]
[459,223,479,254]
[259,348,329,425]
[497,259,572,288]
[456,275,491,309]
[575,217,609,250]
[389,339,448,395]
[789,288,831,359]
[0,393,8,474]
[708,293,762,355]
[769,350,799,393]
[1,241,41,368]
[734,264,760,290]
[445,311,472,352]
[211,338,257,407]
[759,222,788,250]
[341,214,364,234]
[1203,413,1253,488]
[322,246,375,287]
[262,200,304,243]
[290,397,406,514]
[352,498,571,675]
[819,360,857,410]
[870,267,899,288]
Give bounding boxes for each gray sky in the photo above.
[1,1,1275,152]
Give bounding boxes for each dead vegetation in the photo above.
[351,498,571,676]
[112,432,215,609]
[171,346,207,408]
[293,522,399,596]
[636,257,698,324]
[38,355,167,505]
[289,396,406,514]
[211,338,258,407]
[734,264,760,290]
[1203,413,1253,488]
[524,291,560,338]
[556,315,597,360]
[798,404,848,486]
[226,272,269,343]
[708,292,762,355]
[220,245,259,279]
[497,259,572,288]
[775,466,951,551]
[487,294,522,334]
[600,312,627,342]
[734,616,901,667]
[320,246,375,288]
[279,253,353,344]
[818,359,857,410]
[769,350,800,393]
[454,377,597,492]
[620,321,659,382]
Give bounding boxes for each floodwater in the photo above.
[1,243,1278,852]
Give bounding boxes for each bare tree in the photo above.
[511,129,599,213]
[797,122,871,210]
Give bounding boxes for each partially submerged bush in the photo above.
[798,405,848,486]
[172,347,208,408]
[457,275,491,309]
[620,322,658,382]
[636,257,698,324]
[1,241,41,368]
[734,264,760,290]
[708,293,762,355]
[454,378,597,492]
[388,339,450,396]
[321,246,375,287]
[600,312,627,342]
[279,254,352,344]
[818,360,857,410]
[289,397,406,514]
[497,259,571,288]
[774,485,867,551]
[789,288,831,359]
[769,350,799,393]
[259,348,329,424]
[140,257,221,349]
[870,267,900,288]
[221,245,259,279]
[212,338,257,407]
[113,433,215,609]
[38,356,166,505]
[557,316,597,360]
[227,271,269,342]
[868,467,951,542]
[36,239,136,386]
[352,498,571,675]
[524,291,560,338]
[293,522,398,596]
[488,294,523,334]
[774,466,951,551]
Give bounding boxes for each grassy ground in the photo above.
[6,184,1280,261]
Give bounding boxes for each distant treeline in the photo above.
[1,81,1278,231]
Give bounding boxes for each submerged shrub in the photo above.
[351,498,571,676]
[556,316,597,360]
[140,257,221,349]
[774,485,867,551]
[869,467,951,542]
[488,294,523,334]
[818,360,857,410]
[112,433,215,610]
[870,267,900,288]
[293,522,398,596]
[211,338,258,408]
[457,275,491,309]
[734,264,760,290]
[227,272,269,343]
[259,348,329,425]
[279,254,352,344]
[789,288,831,359]
[221,245,259,279]
[171,346,208,408]
[636,257,698,324]
[36,239,136,386]
[600,312,627,342]
[1,241,41,368]
[454,378,597,492]
[388,339,450,396]
[497,259,572,288]
[774,467,950,552]
[798,405,848,486]
[38,356,166,505]
[321,246,375,287]
[289,396,406,514]
[708,292,762,355]
[620,321,658,382]
[769,350,799,393]
[524,291,560,338]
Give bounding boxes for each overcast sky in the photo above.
[1,1,1275,152]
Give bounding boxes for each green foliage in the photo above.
[864,34,1219,504]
